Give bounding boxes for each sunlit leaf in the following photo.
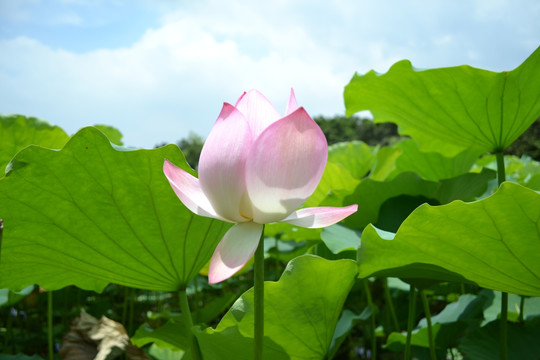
[357,182,540,296]
[0,127,229,292]
[320,224,361,254]
[369,146,401,181]
[93,124,124,146]
[0,114,69,172]
[304,162,359,208]
[391,139,482,181]
[327,141,375,179]
[344,46,540,156]
[196,255,358,360]
[344,168,496,230]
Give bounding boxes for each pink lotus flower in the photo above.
[164,90,358,283]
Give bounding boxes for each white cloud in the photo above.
[0,0,539,148]
[0,11,357,147]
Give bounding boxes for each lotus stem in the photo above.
[363,279,377,359]
[383,278,400,332]
[47,290,53,360]
[128,287,134,335]
[121,286,129,330]
[404,285,416,360]
[420,290,437,360]
[179,289,202,360]
[254,225,265,360]
[495,151,508,360]
[518,296,525,323]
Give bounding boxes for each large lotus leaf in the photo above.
[0,115,69,172]
[357,182,540,296]
[0,127,230,292]
[327,141,376,179]
[132,319,188,350]
[344,46,540,156]
[196,255,358,360]
[343,168,495,230]
[390,139,482,182]
[93,124,124,146]
[370,147,403,182]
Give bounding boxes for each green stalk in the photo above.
[420,291,437,360]
[121,286,129,326]
[383,278,400,332]
[496,151,508,360]
[5,305,13,352]
[179,289,202,360]
[254,225,265,360]
[500,292,508,360]
[128,288,134,335]
[193,276,200,324]
[404,285,416,360]
[363,280,377,359]
[47,290,53,360]
[518,296,525,323]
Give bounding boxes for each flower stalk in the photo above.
[179,289,202,360]
[404,285,417,360]
[48,290,53,360]
[421,290,437,360]
[495,151,508,360]
[254,226,265,360]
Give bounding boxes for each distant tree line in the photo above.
[161,116,540,169]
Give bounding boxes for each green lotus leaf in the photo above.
[391,139,482,181]
[0,127,229,292]
[459,320,540,360]
[344,46,540,156]
[327,141,376,180]
[357,182,540,296]
[93,124,124,146]
[344,168,496,230]
[0,115,69,173]
[197,255,358,360]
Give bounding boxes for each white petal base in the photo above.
[208,222,264,284]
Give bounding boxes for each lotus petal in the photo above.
[235,90,282,137]
[246,107,328,224]
[198,103,254,222]
[163,159,224,220]
[285,88,299,115]
[208,222,264,284]
[281,205,359,228]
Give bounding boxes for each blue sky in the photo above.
[1,0,539,148]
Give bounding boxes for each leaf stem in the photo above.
[496,151,508,360]
[47,290,53,360]
[518,296,525,323]
[179,289,202,360]
[404,285,416,360]
[254,225,265,360]
[128,288,134,335]
[383,278,400,332]
[121,286,129,326]
[363,279,377,359]
[495,151,506,185]
[500,292,508,360]
[420,290,437,360]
